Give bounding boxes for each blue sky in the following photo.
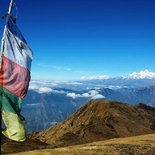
[0,0,155,80]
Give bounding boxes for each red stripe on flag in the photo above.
[0,55,30,99]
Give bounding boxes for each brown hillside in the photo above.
[30,100,155,147]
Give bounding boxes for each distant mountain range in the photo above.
[29,70,155,91]
[79,70,155,89]
[22,89,86,132]
[20,70,155,132]
[22,84,155,133]
[81,70,155,80]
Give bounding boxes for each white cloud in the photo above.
[88,90,105,100]
[30,86,66,94]
[106,85,125,89]
[66,93,82,99]
[38,87,53,93]
[29,82,51,91]
[66,89,105,99]
[61,81,83,85]
[67,82,83,85]
[53,90,65,94]
[88,90,98,96]
[82,93,90,97]
[29,84,40,90]
[91,94,105,100]
[29,80,59,89]
[29,81,66,94]
[128,70,155,79]
[81,75,109,80]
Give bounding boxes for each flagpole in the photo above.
[8,0,14,15]
[1,0,14,143]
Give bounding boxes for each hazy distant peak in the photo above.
[128,70,155,79]
[80,75,110,80]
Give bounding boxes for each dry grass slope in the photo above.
[9,133,155,155]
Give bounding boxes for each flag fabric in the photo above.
[0,17,33,142]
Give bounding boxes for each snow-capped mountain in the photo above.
[79,70,155,89]
[80,70,155,80]
[128,70,155,79]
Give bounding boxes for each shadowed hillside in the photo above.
[1,135,48,154]
[30,100,155,147]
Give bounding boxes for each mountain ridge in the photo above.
[29,100,155,148]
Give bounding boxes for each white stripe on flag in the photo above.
[3,18,33,70]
